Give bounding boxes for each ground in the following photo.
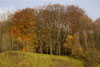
[0,51,84,67]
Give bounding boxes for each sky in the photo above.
[0,0,100,21]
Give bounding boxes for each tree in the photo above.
[94,18,100,50]
[11,8,37,52]
[35,4,67,55]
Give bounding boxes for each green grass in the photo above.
[0,51,84,67]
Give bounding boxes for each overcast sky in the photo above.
[0,0,100,21]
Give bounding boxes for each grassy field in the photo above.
[0,51,84,67]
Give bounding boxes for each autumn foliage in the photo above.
[0,4,100,67]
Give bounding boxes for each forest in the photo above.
[0,4,100,67]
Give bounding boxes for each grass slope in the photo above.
[0,51,84,67]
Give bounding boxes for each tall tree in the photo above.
[11,8,37,52]
[35,4,67,55]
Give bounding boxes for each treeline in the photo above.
[0,4,100,67]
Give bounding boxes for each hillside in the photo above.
[0,51,84,67]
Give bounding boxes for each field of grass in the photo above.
[0,51,84,67]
